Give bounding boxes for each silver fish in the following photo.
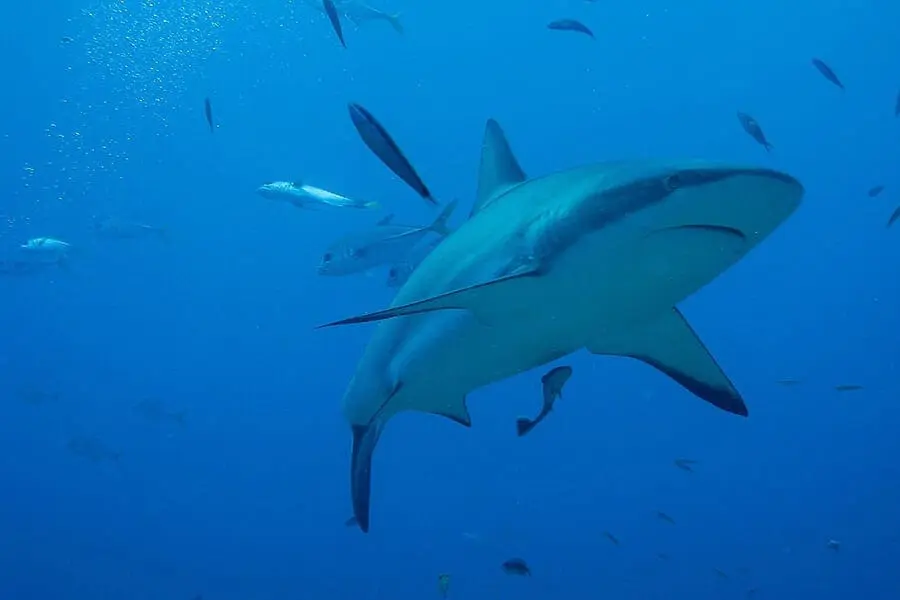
[134,398,186,425]
[319,200,456,276]
[257,181,380,210]
[516,365,573,436]
[67,436,121,462]
[93,216,166,239]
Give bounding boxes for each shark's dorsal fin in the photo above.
[586,308,747,416]
[316,265,542,328]
[471,119,527,218]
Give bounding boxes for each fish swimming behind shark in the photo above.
[320,118,804,533]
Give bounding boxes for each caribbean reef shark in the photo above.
[320,118,804,532]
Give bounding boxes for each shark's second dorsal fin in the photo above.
[471,119,527,218]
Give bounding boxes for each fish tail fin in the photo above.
[364,200,381,210]
[350,420,386,533]
[515,417,536,437]
[428,199,458,236]
[386,12,403,34]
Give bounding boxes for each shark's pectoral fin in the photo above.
[350,420,386,533]
[317,267,542,328]
[587,308,747,416]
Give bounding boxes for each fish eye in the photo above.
[322,252,333,262]
[663,174,683,191]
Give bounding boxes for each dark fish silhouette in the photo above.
[516,365,573,436]
[547,19,594,38]
[811,59,844,90]
[323,0,346,48]
[714,568,729,579]
[603,531,620,546]
[204,97,214,133]
[737,112,773,152]
[501,558,531,576]
[674,458,697,472]
[834,384,863,392]
[656,511,676,524]
[348,102,436,204]
[868,185,885,198]
[777,378,801,386]
[889,205,900,228]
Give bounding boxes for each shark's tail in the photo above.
[515,417,537,437]
[385,12,403,34]
[350,420,385,533]
[428,199,458,236]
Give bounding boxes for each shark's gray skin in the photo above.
[304,0,403,34]
[320,118,804,533]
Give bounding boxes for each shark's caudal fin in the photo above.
[516,417,538,437]
[587,308,748,416]
[471,119,527,217]
[350,421,385,533]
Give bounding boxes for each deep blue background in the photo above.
[1,0,898,598]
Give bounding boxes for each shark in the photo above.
[319,118,804,533]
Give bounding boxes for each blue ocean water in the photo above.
[1,0,898,598]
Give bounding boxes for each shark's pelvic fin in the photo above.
[317,267,541,328]
[432,397,472,427]
[586,308,748,416]
[471,119,527,217]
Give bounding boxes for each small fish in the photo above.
[547,19,594,38]
[811,58,844,90]
[868,185,885,198]
[257,181,380,210]
[437,573,450,598]
[826,539,841,551]
[19,388,60,405]
[67,436,121,463]
[777,378,801,386]
[887,205,900,228]
[323,0,347,47]
[656,511,675,525]
[319,200,456,276]
[603,531,620,546]
[93,216,166,239]
[348,103,436,204]
[135,399,186,425]
[501,558,531,576]
[674,458,697,472]
[747,587,758,597]
[305,0,403,34]
[19,237,71,266]
[737,112,773,152]
[516,365,573,436]
[834,384,863,392]
[60,36,74,44]
[204,97,214,132]
[714,568,729,579]
[386,236,442,288]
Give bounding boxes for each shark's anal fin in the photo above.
[432,397,472,427]
[350,420,386,533]
[471,119,527,217]
[317,267,541,328]
[587,308,747,416]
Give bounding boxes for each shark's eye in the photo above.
[664,174,683,191]
[323,252,333,263]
